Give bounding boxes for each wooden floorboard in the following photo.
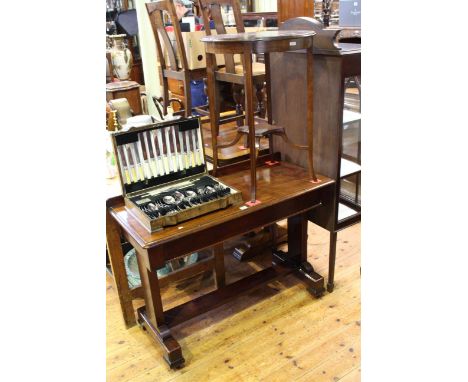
[106,222,361,381]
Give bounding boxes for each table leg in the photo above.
[206,52,219,175]
[327,231,338,293]
[233,84,244,127]
[306,46,317,182]
[106,209,136,328]
[213,243,225,288]
[255,82,265,119]
[135,248,184,368]
[287,213,325,297]
[264,53,272,125]
[243,47,257,203]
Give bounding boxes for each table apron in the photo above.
[204,37,313,55]
[147,185,331,268]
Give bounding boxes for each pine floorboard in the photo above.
[106,222,361,382]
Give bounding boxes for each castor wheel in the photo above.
[301,261,314,274]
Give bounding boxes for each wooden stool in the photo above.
[106,80,143,116]
[201,30,318,203]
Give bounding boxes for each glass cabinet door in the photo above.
[338,76,361,222]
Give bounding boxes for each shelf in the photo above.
[337,202,357,221]
[340,158,361,178]
[336,202,361,229]
[343,110,361,126]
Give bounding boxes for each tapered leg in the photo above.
[255,82,265,119]
[206,52,219,175]
[327,231,338,293]
[306,46,317,182]
[162,77,170,116]
[183,73,192,118]
[264,53,272,124]
[233,84,244,127]
[243,48,257,203]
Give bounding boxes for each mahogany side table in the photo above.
[106,80,143,115]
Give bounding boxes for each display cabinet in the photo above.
[269,17,360,292]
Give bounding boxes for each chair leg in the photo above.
[213,244,225,289]
[206,53,219,175]
[264,53,273,124]
[183,75,192,118]
[214,79,221,136]
[255,82,265,119]
[162,78,170,116]
[233,84,244,127]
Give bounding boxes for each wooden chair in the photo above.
[146,0,208,117]
[197,0,267,135]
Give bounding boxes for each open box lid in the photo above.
[111,116,207,197]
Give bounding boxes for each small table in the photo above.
[107,163,333,368]
[106,80,143,115]
[201,30,318,204]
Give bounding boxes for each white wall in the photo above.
[135,0,161,116]
[254,0,277,12]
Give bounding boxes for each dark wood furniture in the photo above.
[241,12,278,27]
[106,80,143,116]
[270,17,361,293]
[146,0,208,117]
[198,0,267,131]
[201,30,318,203]
[277,0,315,23]
[107,162,334,368]
[106,204,225,328]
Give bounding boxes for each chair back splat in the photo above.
[146,0,199,117]
[198,0,245,74]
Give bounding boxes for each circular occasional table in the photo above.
[201,30,318,204]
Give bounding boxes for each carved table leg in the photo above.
[135,248,185,368]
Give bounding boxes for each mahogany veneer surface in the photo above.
[109,163,333,250]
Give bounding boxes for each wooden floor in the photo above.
[106,222,361,382]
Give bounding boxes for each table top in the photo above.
[106,80,140,91]
[108,163,333,252]
[200,30,316,43]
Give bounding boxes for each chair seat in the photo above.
[217,62,265,76]
[238,120,285,137]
